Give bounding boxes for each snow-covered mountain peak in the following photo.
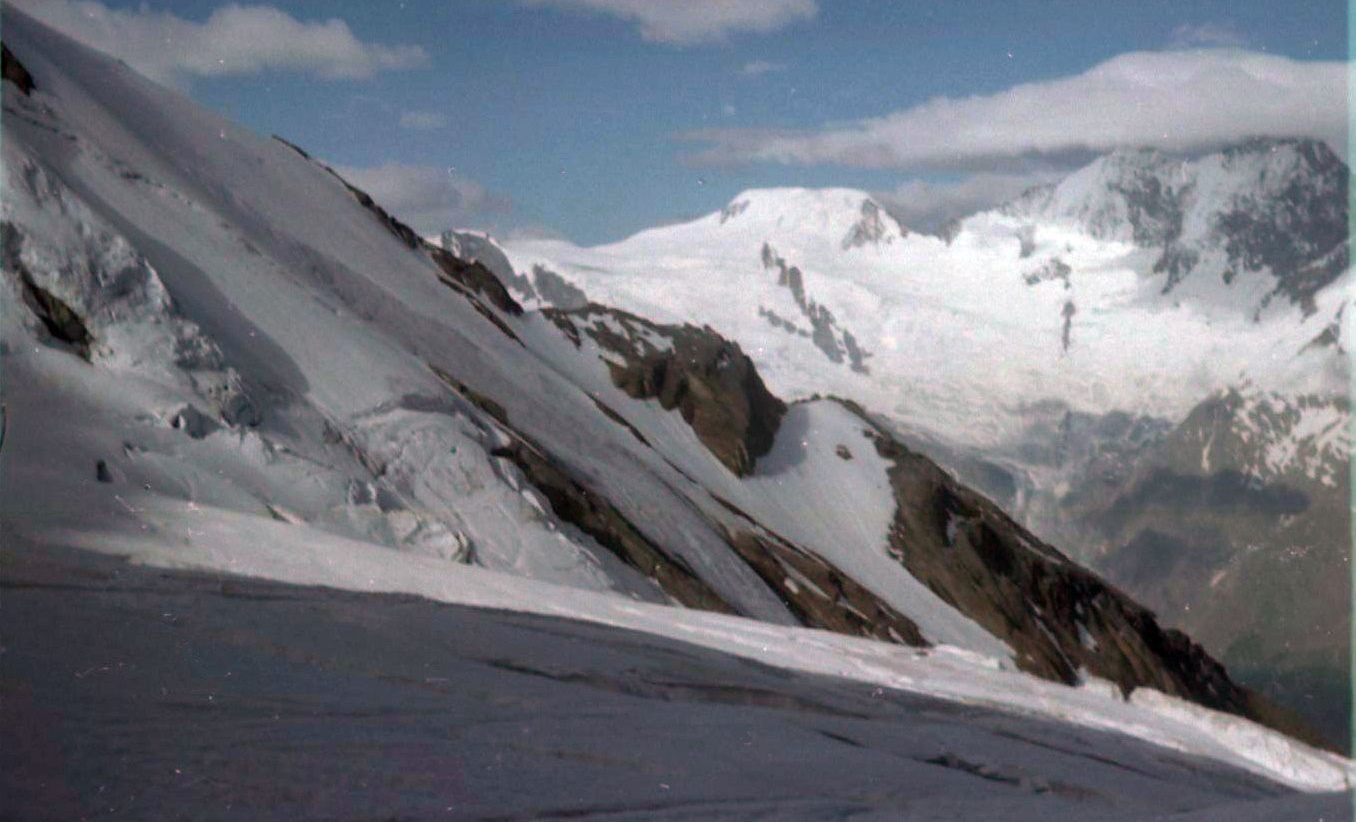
[629,187,904,253]
[988,138,1349,314]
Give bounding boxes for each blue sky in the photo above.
[16,0,1347,244]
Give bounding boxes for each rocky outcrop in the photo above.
[16,266,92,360]
[426,363,737,614]
[726,527,927,646]
[760,243,871,373]
[438,231,528,298]
[841,199,896,249]
[491,436,738,614]
[547,305,786,477]
[428,245,522,317]
[838,401,1332,751]
[2,43,34,95]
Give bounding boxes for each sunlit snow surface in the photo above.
[5,537,1350,821]
[506,185,1348,454]
[1,6,1352,813]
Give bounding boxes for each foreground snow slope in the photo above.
[7,537,1351,821]
[8,513,1353,797]
[0,6,1349,795]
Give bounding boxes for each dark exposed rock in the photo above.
[1110,155,1187,248]
[95,459,113,483]
[428,245,523,317]
[546,305,786,477]
[833,399,1331,750]
[270,134,311,159]
[204,371,262,428]
[1219,139,1348,313]
[491,437,738,615]
[757,306,806,336]
[427,362,736,613]
[807,303,845,365]
[427,363,508,426]
[728,529,927,646]
[438,231,533,301]
[1023,258,1071,288]
[1060,300,1076,353]
[842,328,870,374]
[760,243,871,372]
[2,43,34,95]
[15,267,92,360]
[841,199,894,249]
[719,199,750,224]
[1303,317,1342,353]
[170,405,219,439]
[590,397,651,447]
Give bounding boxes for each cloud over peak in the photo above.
[399,111,449,131]
[1168,22,1250,49]
[523,0,817,46]
[741,60,788,76]
[333,163,513,236]
[683,48,1345,171]
[12,0,427,85]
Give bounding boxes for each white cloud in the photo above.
[522,0,816,45]
[684,49,1346,170]
[10,0,427,85]
[741,60,787,76]
[1169,22,1249,49]
[876,172,1061,234]
[332,163,513,235]
[399,111,449,130]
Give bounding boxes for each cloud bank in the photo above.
[741,60,788,76]
[399,111,449,131]
[523,0,817,45]
[11,0,427,85]
[1168,22,1250,49]
[876,173,1062,234]
[684,49,1345,170]
[333,163,513,236]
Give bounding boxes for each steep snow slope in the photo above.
[1,6,1349,796]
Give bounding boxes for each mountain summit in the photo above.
[1000,137,1348,315]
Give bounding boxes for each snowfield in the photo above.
[5,536,1348,821]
